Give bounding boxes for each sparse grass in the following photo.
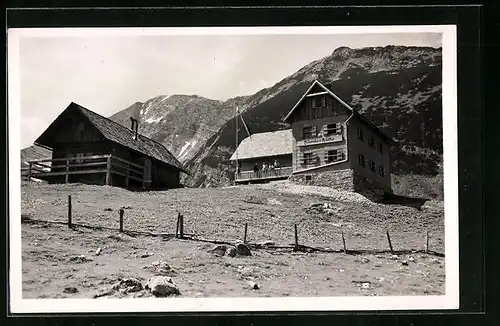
[392,173,444,200]
[20,181,445,298]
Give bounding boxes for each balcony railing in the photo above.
[21,154,145,186]
[235,166,293,182]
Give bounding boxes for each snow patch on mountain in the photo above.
[145,116,163,124]
[178,140,198,160]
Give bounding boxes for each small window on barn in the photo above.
[378,143,384,154]
[369,160,376,173]
[305,175,312,181]
[358,154,366,167]
[302,126,317,139]
[312,96,326,109]
[379,165,385,177]
[368,136,375,148]
[357,127,364,141]
[74,153,84,164]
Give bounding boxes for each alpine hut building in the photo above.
[231,79,393,196]
[25,102,187,190]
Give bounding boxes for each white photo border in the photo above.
[7,24,458,313]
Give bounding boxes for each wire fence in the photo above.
[21,194,445,258]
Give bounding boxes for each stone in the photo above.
[361,282,371,289]
[402,260,409,266]
[236,243,252,256]
[408,256,415,262]
[259,240,275,247]
[226,247,237,257]
[248,281,259,290]
[143,261,176,276]
[118,278,143,293]
[104,208,113,211]
[140,252,154,258]
[63,287,79,294]
[145,276,180,297]
[95,247,102,256]
[209,245,227,256]
[69,255,92,263]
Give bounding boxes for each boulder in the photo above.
[63,287,78,294]
[236,243,252,256]
[145,276,180,297]
[226,247,237,257]
[143,261,176,276]
[248,281,259,290]
[208,245,227,256]
[116,278,143,293]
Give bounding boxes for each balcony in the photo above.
[235,166,293,183]
[21,154,145,187]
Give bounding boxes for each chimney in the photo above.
[130,117,138,140]
[134,121,139,140]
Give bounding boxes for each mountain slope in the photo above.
[183,46,443,188]
[109,95,234,164]
[20,145,52,167]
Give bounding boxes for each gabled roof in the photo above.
[229,129,293,161]
[283,80,392,142]
[35,102,187,173]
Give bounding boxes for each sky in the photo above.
[11,28,442,148]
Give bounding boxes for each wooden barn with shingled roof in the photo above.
[24,102,187,190]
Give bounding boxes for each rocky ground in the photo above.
[20,181,445,298]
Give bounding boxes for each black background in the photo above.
[3,2,495,326]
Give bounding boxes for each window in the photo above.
[369,160,376,173]
[358,154,366,167]
[305,175,312,181]
[324,123,342,136]
[303,152,318,166]
[368,136,375,148]
[379,165,385,177]
[326,149,343,163]
[302,126,317,139]
[312,96,326,108]
[377,143,384,154]
[357,127,364,141]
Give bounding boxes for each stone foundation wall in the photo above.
[289,169,356,192]
[289,168,392,200]
[352,172,392,201]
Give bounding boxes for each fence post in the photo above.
[386,230,394,254]
[67,195,72,228]
[65,158,70,183]
[425,230,429,254]
[179,213,184,239]
[119,208,124,232]
[294,224,299,251]
[244,223,248,244]
[105,156,112,186]
[27,162,32,181]
[175,212,181,238]
[341,231,347,253]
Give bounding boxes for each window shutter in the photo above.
[311,126,317,137]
